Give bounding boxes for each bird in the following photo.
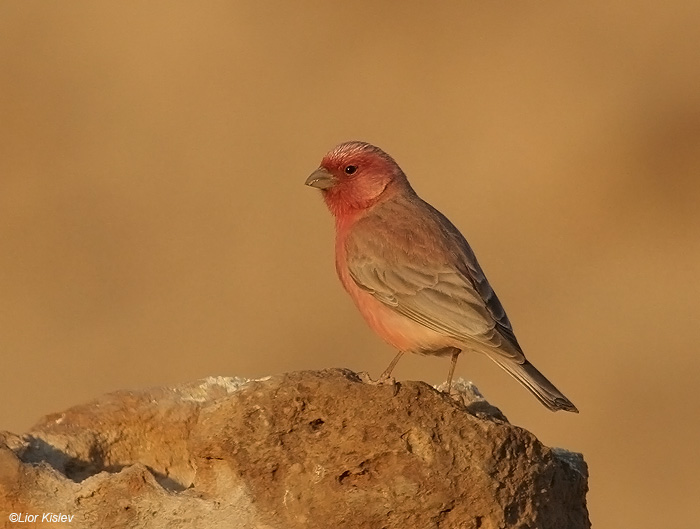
[305,141,578,413]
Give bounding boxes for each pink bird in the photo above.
[306,141,578,412]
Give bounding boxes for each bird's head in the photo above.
[305,141,410,217]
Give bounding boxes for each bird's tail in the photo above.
[487,355,579,413]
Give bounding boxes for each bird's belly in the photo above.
[359,293,458,354]
[338,266,459,355]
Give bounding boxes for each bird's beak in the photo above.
[305,167,337,190]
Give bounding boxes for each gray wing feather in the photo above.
[346,199,524,361]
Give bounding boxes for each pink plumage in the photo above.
[306,141,577,413]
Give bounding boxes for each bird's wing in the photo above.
[345,198,524,361]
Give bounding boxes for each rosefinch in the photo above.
[305,141,577,412]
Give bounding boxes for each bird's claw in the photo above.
[358,371,395,385]
[358,371,399,394]
[434,381,459,398]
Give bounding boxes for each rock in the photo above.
[0,369,589,528]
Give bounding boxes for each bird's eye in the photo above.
[344,165,357,175]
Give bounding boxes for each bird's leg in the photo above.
[445,348,461,393]
[376,351,404,383]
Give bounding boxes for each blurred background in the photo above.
[1,1,699,527]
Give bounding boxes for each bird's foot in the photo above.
[358,371,399,394]
[434,380,460,399]
[358,371,396,386]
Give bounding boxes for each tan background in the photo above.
[1,2,699,527]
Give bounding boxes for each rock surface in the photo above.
[0,369,589,528]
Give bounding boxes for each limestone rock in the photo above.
[0,369,589,528]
